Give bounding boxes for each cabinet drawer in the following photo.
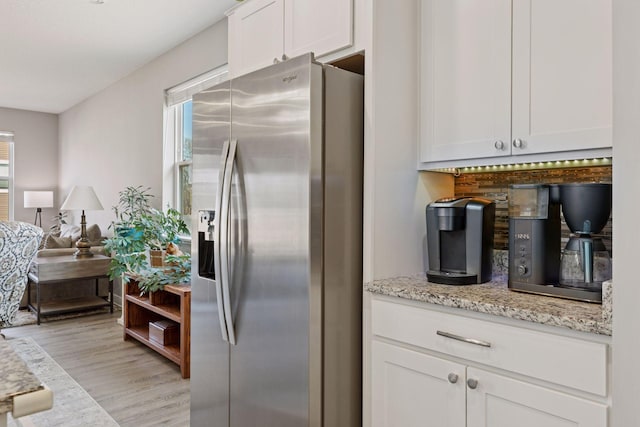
[371,298,607,396]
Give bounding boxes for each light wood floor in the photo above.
[3,312,190,427]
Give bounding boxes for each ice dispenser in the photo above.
[198,210,216,279]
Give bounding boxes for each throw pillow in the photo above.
[58,223,104,247]
[39,231,60,250]
[86,224,102,242]
[60,224,82,241]
[45,235,72,248]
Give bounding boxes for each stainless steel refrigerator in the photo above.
[190,53,363,427]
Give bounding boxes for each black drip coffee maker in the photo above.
[558,183,612,296]
[508,182,612,303]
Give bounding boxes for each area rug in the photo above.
[6,337,119,427]
[8,310,38,328]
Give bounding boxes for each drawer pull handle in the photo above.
[447,373,459,384]
[436,330,492,348]
[467,378,478,389]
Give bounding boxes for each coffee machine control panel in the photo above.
[514,236,532,278]
[509,215,561,287]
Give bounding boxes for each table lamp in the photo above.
[24,191,54,227]
[60,186,104,258]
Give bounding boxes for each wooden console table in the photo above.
[123,280,191,378]
[27,254,113,325]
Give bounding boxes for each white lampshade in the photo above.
[60,186,104,211]
[24,191,54,209]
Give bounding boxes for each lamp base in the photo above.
[74,210,94,258]
[34,208,43,228]
[74,238,94,258]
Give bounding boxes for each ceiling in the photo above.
[0,0,237,114]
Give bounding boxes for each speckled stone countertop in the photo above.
[365,274,612,336]
[0,339,43,414]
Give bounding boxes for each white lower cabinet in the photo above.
[369,297,610,427]
[466,368,607,427]
[372,341,607,427]
[372,341,466,427]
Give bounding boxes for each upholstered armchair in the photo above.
[0,221,43,330]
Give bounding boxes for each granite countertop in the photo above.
[365,274,612,336]
[0,339,43,414]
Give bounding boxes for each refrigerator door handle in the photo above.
[220,139,238,345]
[213,140,231,342]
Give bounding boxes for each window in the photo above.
[164,66,228,235]
[0,132,14,221]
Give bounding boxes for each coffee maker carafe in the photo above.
[558,183,612,292]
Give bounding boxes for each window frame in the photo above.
[0,132,15,221]
[174,101,192,220]
[163,66,229,239]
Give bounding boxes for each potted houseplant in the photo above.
[104,185,191,296]
[133,208,190,297]
[111,185,154,228]
[135,251,191,295]
[49,211,68,234]
[134,207,189,267]
[103,186,154,282]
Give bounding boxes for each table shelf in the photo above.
[124,325,181,364]
[125,294,181,322]
[37,296,110,315]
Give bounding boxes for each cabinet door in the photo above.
[466,368,608,427]
[371,340,465,427]
[284,0,353,59]
[420,0,512,163]
[227,0,284,78]
[511,0,612,155]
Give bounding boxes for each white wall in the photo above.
[363,0,453,283]
[611,0,640,425]
[0,107,58,225]
[58,20,228,231]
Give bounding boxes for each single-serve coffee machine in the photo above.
[426,197,495,285]
[508,183,612,303]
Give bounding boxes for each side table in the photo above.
[27,253,113,325]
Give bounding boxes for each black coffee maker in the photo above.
[508,184,562,293]
[426,197,495,285]
[508,183,612,303]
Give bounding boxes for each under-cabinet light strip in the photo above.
[435,157,612,175]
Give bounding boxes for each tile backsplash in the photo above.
[454,166,612,252]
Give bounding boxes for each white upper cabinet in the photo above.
[227,0,285,79]
[511,0,612,156]
[420,0,512,163]
[228,0,353,78]
[284,0,353,59]
[419,0,612,166]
